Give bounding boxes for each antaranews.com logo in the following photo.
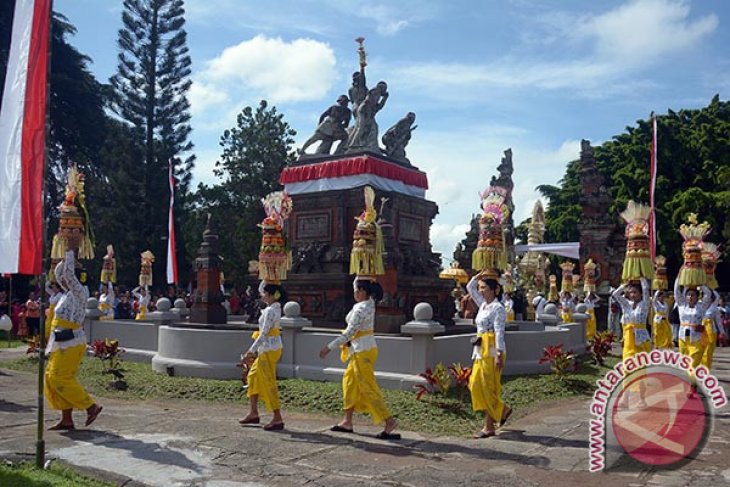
[589,350,727,472]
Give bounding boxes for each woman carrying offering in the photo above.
[239,280,286,431]
[466,270,512,439]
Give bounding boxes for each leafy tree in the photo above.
[110,0,194,286]
[187,101,297,285]
[539,96,730,287]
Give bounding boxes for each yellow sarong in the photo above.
[339,329,374,363]
[468,331,505,423]
[135,305,147,321]
[701,318,716,371]
[341,346,390,425]
[561,311,572,323]
[247,328,282,411]
[586,309,597,339]
[44,317,94,411]
[507,310,515,322]
[622,323,651,361]
[653,313,673,349]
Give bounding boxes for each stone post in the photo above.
[279,301,312,378]
[172,298,189,320]
[400,303,445,375]
[84,297,103,341]
[538,303,559,326]
[146,298,178,326]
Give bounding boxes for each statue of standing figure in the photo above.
[346,81,389,153]
[300,95,352,156]
[382,112,416,164]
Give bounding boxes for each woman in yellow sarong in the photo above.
[239,281,286,430]
[45,251,102,430]
[701,289,723,371]
[319,279,399,440]
[583,291,599,340]
[652,291,673,349]
[466,271,512,439]
[675,280,713,388]
[98,281,115,320]
[559,291,574,324]
[132,286,150,320]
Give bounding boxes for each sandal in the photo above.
[49,423,75,431]
[330,425,354,433]
[499,407,513,428]
[85,405,103,427]
[473,429,496,439]
[238,416,260,425]
[263,422,285,431]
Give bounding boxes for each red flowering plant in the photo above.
[449,363,472,401]
[25,336,41,359]
[538,344,577,378]
[588,331,616,366]
[414,362,452,400]
[90,338,127,390]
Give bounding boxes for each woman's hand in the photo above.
[319,346,330,359]
[495,353,504,372]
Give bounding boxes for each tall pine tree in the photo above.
[110,0,194,286]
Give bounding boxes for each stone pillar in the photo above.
[190,214,227,325]
[400,303,445,375]
[84,297,103,341]
[279,301,312,379]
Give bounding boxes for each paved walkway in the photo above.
[1,346,729,487]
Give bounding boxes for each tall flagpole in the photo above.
[649,112,657,262]
[36,0,53,468]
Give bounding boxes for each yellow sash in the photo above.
[478,331,497,360]
[252,327,281,340]
[51,317,80,331]
[340,329,374,363]
[99,302,111,311]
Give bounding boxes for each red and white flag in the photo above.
[0,0,51,275]
[649,113,658,261]
[166,160,178,284]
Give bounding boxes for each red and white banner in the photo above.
[649,113,657,261]
[0,0,51,275]
[280,155,429,198]
[166,160,178,285]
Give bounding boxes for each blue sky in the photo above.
[55,0,729,261]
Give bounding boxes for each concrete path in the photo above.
[1,345,729,486]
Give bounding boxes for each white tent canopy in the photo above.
[514,242,580,260]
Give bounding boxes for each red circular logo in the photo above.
[611,371,708,466]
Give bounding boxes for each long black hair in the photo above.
[355,280,384,301]
[262,283,287,304]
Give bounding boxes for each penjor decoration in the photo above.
[583,259,597,293]
[139,250,155,288]
[701,242,721,290]
[678,213,710,288]
[560,261,575,293]
[51,166,94,261]
[258,191,293,283]
[350,186,385,278]
[619,200,654,282]
[652,255,668,291]
[100,244,117,284]
[472,186,510,273]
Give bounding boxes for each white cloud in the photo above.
[580,0,718,66]
[430,223,471,262]
[387,0,717,101]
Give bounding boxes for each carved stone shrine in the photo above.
[279,151,453,332]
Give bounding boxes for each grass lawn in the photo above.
[0,331,26,348]
[0,353,619,436]
[0,462,114,487]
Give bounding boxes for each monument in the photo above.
[577,140,624,292]
[189,214,227,325]
[282,38,451,331]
